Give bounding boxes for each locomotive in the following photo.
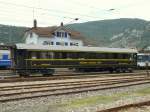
[0,50,11,69]
[137,53,150,69]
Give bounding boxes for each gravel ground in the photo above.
[1,80,148,101]
[119,106,150,112]
[1,83,150,112]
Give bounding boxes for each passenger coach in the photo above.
[11,44,137,76]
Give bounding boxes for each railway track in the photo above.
[97,100,150,112]
[0,70,147,83]
[0,76,146,91]
[0,74,150,103]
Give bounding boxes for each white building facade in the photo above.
[24,22,86,46]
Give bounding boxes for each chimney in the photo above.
[33,19,37,28]
[60,22,63,27]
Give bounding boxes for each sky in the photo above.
[0,0,149,27]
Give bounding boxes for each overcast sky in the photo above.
[0,0,149,27]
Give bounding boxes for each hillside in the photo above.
[0,25,27,44]
[0,18,149,49]
[67,18,150,48]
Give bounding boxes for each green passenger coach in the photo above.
[11,44,137,76]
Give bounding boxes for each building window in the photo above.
[65,42,68,46]
[56,31,67,38]
[65,32,67,38]
[70,42,73,46]
[75,43,79,46]
[43,41,49,45]
[56,42,60,45]
[43,41,54,45]
[51,42,54,45]
[70,42,79,46]
[56,32,61,37]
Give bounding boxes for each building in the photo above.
[24,20,89,46]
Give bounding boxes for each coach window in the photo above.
[137,55,142,61]
[41,52,47,58]
[88,53,95,59]
[117,54,123,59]
[96,53,101,59]
[123,54,130,59]
[78,52,85,59]
[30,52,37,59]
[107,53,112,59]
[62,52,68,58]
[46,52,54,58]
[99,53,104,59]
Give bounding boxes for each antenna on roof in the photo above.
[61,22,63,26]
[32,8,37,28]
[32,8,35,20]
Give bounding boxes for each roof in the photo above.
[25,26,90,45]
[138,53,150,55]
[0,50,10,54]
[0,45,12,50]
[26,26,57,37]
[16,44,138,53]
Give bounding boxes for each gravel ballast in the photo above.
[1,83,150,112]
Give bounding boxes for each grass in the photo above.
[47,87,150,110]
[136,87,150,95]
[4,86,150,112]
[48,92,132,110]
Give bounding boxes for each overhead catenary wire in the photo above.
[0,0,148,27]
[0,0,105,26]
[0,1,97,26]
[0,0,103,19]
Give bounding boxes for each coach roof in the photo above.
[16,44,137,53]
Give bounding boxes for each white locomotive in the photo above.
[137,53,150,68]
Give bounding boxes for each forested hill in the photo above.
[67,18,150,48]
[0,18,150,49]
[0,25,27,44]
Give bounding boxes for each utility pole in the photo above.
[8,26,12,44]
[145,61,149,77]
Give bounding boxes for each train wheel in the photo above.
[109,69,114,73]
[116,68,121,73]
[122,69,126,73]
[19,73,29,77]
[43,74,52,77]
[128,68,133,73]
